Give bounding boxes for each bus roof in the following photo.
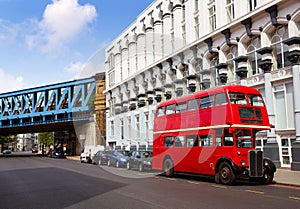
[156,85,261,108]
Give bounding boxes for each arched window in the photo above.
[226,45,238,82]
[209,53,219,87]
[246,36,262,76]
[270,26,290,70]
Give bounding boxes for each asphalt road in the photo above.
[0,156,300,209]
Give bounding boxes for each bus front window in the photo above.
[235,129,252,148]
[229,93,247,105]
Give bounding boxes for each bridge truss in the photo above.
[0,77,96,134]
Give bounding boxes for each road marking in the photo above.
[245,190,264,195]
[269,184,300,191]
[212,185,227,189]
[167,178,176,181]
[288,196,300,201]
[154,176,160,179]
[187,181,200,185]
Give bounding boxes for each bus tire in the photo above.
[259,170,274,185]
[218,162,236,185]
[163,158,174,177]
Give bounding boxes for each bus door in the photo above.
[197,130,216,175]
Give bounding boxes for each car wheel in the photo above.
[218,162,236,185]
[126,161,131,170]
[138,163,144,172]
[163,158,174,177]
[116,161,120,168]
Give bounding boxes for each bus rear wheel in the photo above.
[163,158,174,177]
[218,162,236,185]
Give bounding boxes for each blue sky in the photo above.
[0,0,153,93]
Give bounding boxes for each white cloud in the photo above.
[26,0,97,52]
[0,68,25,93]
[63,61,85,79]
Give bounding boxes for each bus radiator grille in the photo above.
[249,150,263,177]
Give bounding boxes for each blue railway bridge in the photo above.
[0,77,96,135]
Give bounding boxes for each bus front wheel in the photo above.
[163,158,174,177]
[218,162,236,185]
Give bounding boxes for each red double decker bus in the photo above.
[152,85,276,185]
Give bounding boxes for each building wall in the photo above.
[104,0,300,166]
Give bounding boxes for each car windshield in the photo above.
[115,150,130,156]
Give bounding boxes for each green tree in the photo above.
[38,132,54,149]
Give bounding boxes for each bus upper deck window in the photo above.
[156,107,165,117]
[229,93,247,105]
[200,96,214,108]
[248,94,264,106]
[166,104,175,115]
[215,93,228,106]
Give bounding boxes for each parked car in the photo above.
[48,149,66,159]
[107,150,131,168]
[31,148,38,153]
[126,150,152,172]
[91,150,103,165]
[80,145,104,163]
[98,150,113,166]
[2,149,11,155]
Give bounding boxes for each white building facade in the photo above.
[16,133,35,151]
[105,0,300,169]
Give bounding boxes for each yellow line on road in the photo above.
[154,176,160,179]
[212,185,227,189]
[167,178,176,181]
[288,196,300,201]
[187,181,200,185]
[245,190,264,195]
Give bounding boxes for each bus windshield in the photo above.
[235,129,252,148]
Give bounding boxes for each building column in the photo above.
[153,8,163,62]
[172,0,183,51]
[162,1,172,55]
[258,46,281,168]
[216,63,228,85]
[234,55,248,85]
[284,37,300,170]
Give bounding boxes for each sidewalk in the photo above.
[274,168,300,187]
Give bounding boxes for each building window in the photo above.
[136,115,140,140]
[108,54,114,69]
[195,16,200,39]
[209,5,216,32]
[274,83,294,130]
[110,121,114,137]
[226,0,235,23]
[127,116,131,141]
[226,45,238,82]
[145,113,149,141]
[246,36,262,76]
[271,26,291,70]
[248,0,257,11]
[120,119,124,140]
[209,54,219,87]
[108,70,115,87]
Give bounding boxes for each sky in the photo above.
[0,0,153,93]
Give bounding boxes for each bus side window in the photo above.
[188,99,199,111]
[176,102,186,113]
[166,104,175,115]
[156,107,165,117]
[186,135,198,147]
[174,136,184,147]
[215,128,223,146]
[200,96,214,108]
[224,129,234,146]
[200,134,213,146]
[215,93,228,106]
[164,136,173,147]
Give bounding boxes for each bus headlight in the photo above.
[240,160,245,166]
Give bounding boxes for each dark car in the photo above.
[91,150,103,165]
[126,150,152,172]
[107,150,131,168]
[98,150,113,166]
[48,149,66,159]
